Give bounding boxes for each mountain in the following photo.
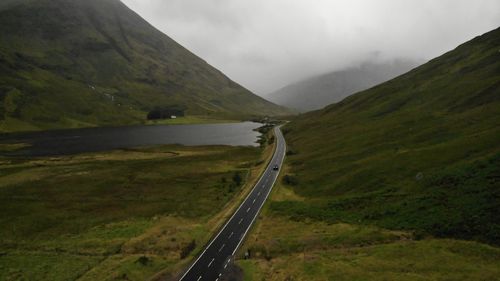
[266,59,420,112]
[0,0,289,132]
[277,27,500,244]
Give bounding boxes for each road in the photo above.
[178,126,286,281]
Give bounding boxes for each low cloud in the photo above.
[121,0,500,95]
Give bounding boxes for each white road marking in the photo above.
[219,244,225,252]
[231,127,286,256]
[238,218,243,224]
[208,258,215,268]
[246,207,251,213]
[179,128,285,281]
[252,199,256,204]
[228,232,233,239]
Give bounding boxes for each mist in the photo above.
[121,0,500,95]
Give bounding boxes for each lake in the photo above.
[0,122,262,157]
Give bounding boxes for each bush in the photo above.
[283,175,298,186]
[136,255,151,266]
[180,240,196,259]
[232,172,242,186]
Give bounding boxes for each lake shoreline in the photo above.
[0,122,263,157]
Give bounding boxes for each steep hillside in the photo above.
[0,0,288,132]
[278,27,500,244]
[266,59,419,112]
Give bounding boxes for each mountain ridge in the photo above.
[266,59,420,112]
[0,0,289,132]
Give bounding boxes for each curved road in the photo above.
[178,126,286,281]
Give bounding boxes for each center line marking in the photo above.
[252,199,256,204]
[246,207,251,212]
[257,192,261,196]
[228,232,233,239]
[238,218,243,224]
[219,244,225,252]
[208,258,215,268]
[197,276,202,281]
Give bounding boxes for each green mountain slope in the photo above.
[0,0,288,132]
[279,27,500,245]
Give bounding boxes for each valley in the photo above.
[0,139,275,280]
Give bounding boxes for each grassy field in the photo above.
[237,168,500,281]
[0,138,275,280]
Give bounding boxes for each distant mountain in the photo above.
[0,0,289,132]
[279,27,500,244]
[266,60,420,112]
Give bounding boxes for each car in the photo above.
[272,164,279,171]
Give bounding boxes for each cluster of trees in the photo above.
[146,106,185,120]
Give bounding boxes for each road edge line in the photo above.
[177,125,280,281]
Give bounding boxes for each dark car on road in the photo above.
[273,164,279,171]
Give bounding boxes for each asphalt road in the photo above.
[178,126,286,281]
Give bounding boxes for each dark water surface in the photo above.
[0,122,262,157]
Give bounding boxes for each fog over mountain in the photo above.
[121,0,500,95]
[265,59,421,112]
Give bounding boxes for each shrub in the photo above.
[232,172,242,186]
[136,255,151,266]
[283,175,298,186]
[180,240,196,259]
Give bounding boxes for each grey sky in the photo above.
[121,0,500,95]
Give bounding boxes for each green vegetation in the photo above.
[0,0,289,133]
[145,115,240,126]
[237,27,500,279]
[0,143,272,280]
[239,215,500,281]
[146,106,186,121]
[238,166,500,280]
[275,27,500,244]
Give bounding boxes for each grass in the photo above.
[0,0,290,133]
[239,230,500,281]
[0,140,275,281]
[0,142,29,153]
[237,165,500,281]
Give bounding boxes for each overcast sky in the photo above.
[121,0,500,95]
